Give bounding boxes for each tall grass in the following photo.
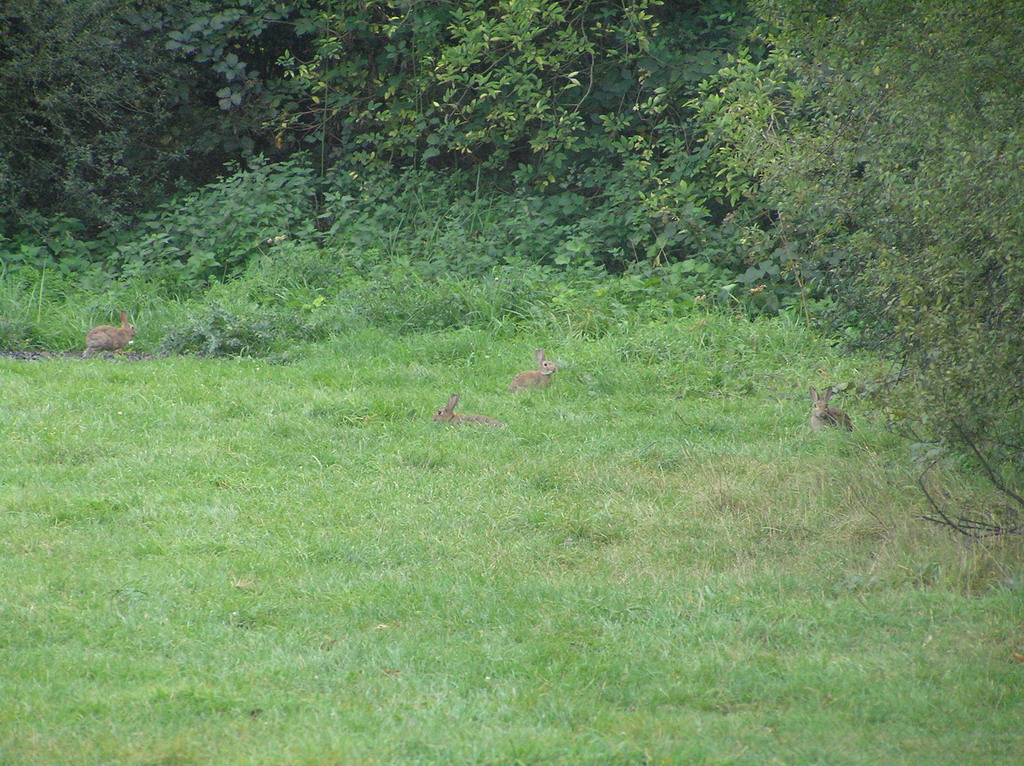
[2,243,709,357]
[2,317,1022,764]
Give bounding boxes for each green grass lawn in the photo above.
[2,318,1022,765]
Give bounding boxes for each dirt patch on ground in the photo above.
[0,350,158,361]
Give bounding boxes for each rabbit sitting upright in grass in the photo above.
[809,386,853,431]
[509,348,557,392]
[83,311,136,358]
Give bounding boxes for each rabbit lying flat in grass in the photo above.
[809,386,853,431]
[509,348,557,392]
[83,311,136,357]
[433,394,504,427]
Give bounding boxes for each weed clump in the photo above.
[158,305,286,357]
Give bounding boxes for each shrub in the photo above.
[115,157,320,286]
[715,0,1024,535]
[158,304,287,357]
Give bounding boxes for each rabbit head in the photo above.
[433,394,462,423]
[809,386,853,431]
[535,348,557,376]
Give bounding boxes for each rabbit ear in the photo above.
[446,394,460,411]
[809,386,819,401]
[823,387,835,402]
[119,311,127,323]
[534,349,546,362]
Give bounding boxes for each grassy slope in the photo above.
[2,317,1022,765]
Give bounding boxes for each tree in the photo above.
[698,0,1024,534]
[0,0,233,235]
[2,0,764,278]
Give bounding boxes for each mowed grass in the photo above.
[2,316,1022,765]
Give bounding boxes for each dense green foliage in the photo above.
[0,1,231,231]
[2,0,765,290]
[142,0,761,274]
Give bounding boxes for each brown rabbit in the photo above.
[809,386,853,431]
[83,311,136,358]
[433,394,504,427]
[508,348,557,392]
